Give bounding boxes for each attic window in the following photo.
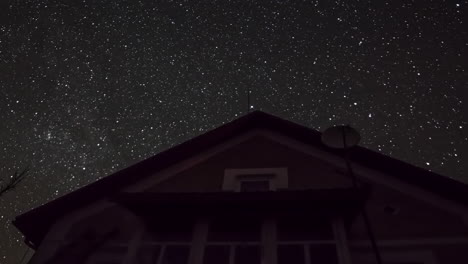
[223,168,288,192]
[239,179,270,192]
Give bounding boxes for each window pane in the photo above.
[203,245,230,264]
[161,245,190,264]
[208,215,261,242]
[278,216,333,241]
[234,245,261,264]
[135,245,161,264]
[278,245,305,264]
[309,245,338,264]
[240,180,270,192]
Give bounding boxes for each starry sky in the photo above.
[1,0,467,262]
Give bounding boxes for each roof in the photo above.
[13,110,468,248]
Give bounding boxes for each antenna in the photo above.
[247,87,251,113]
[321,124,383,264]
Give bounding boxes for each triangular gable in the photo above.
[130,133,353,193]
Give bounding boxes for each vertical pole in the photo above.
[361,211,382,264]
[262,218,277,264]
[157,245,165,264]
[228,245,235,264]
[247,87,251,113]
[332,218,352,264]
[341,126,382,264]
[304,244,311,264]
[189,218,209,264]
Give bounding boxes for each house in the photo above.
[13,111,468,264]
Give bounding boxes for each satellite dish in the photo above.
[321,125,361,149]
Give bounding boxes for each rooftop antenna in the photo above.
[247,86,251,113]
[321,125,383,264]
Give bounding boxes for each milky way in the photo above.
[1,1,467,262]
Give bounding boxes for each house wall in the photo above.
[25,134,468,264]
[145,134,468,263]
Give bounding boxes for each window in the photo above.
[135,244,161,264]
[160,245,190,264]
[223,168,288,191]
[239,178,271,192]
[202,245,230,264]
[135,216,195,264]
[277,215,338,264]
[200,214,344,264]
[203,214,262,264]
[121,213,349,264]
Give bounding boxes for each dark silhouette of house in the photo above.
[13,111,468,264]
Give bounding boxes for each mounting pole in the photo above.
[341,126,383,264]
[247,87,251,113]
[322,125,383,264]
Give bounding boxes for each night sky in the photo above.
[1,0,467,262]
